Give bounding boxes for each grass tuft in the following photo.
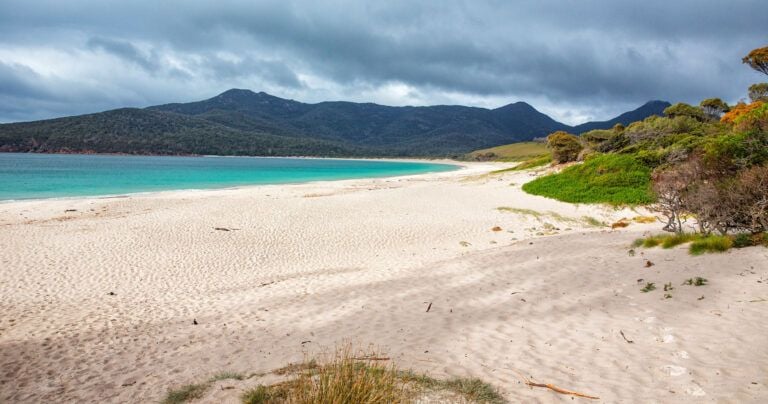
[209,371,245,382]
[242,384,289,404]
[238,346,505,404]
[441,377,505,403]
[660,233,697,249]
[683,277,708,286]
[689,235,732,255]
[162,383,209,404]
[497,207,542,217]
[641,282,656,293]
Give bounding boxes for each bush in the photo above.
[664,103,707,121]
[732,233,754,248]
[522,154,654,205]
[721,101,764,125]
[748,83,768,103]
[546,131,583,163]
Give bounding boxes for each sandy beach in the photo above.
[1,161,766,403]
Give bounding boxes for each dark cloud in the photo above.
[87,37,160,73]
[0,0,766,123]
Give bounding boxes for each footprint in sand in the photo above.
[662,365,688,377]
[685,384,707,396]
[672,350,689,359]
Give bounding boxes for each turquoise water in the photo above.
[0,153,456,201]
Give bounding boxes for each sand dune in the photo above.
[1,162,766,403]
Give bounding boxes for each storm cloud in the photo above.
[0,0,765,124]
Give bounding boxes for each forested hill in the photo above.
[0,89,669,157]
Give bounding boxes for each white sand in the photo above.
[1,161,766,403]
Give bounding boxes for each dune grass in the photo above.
[497,207,605,227]
[162,383,209,404]
[689,235,733,255]
[632,232,767,255]
[491,154,552,174]
[468,142,548,162]
[522,154,654,205]
[241,346,505,404]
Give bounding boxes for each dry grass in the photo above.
[241,345,505,404]
[497,207,605,228]
[632,215,657,224]
[468,142,548,162]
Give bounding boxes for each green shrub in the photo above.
[732,233,754,248]
[547,131,583,163]
[522,154,654,205]
[664,103,707,121]
[689,235,733,255]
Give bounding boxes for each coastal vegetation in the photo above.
[163,346,505,404]
[467,141,548,162]
[514,46,768,244]
[633,231,767,255]
[522,154,653,205]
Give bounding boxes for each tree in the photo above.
[663,103,706,121]
[743,46,768,76]
[748,83,768,102]
[546,131,583,163]
[651,162,699,233]
[699,98,729,119]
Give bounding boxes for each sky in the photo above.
[0,1,766,125]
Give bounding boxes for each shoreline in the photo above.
[0,155,463,204]
[1,161,766,403]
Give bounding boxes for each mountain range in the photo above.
[0,89,670,157]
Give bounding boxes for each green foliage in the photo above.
[546,131,583,163]
[522,154,654,205]
[581,128,615,147]
[734,102,768,133]
[748,83,768,103]
[689,235,732,255]
[732,233,754,248]
[661,233,698,248]
[704,128,768,171]
[637,232,767,254]
[664,103,707,122]
[439,377,505,403]
[700,98,730,118]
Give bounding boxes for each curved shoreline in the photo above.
[0,154,461,202]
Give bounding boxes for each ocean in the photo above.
[0,153,456,200]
